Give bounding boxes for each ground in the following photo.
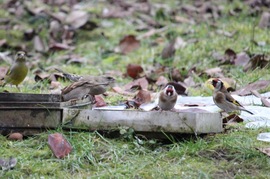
[0,0,270,178]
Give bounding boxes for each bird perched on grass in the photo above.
[212,78,253,115]
[1,51,28,91]
[158,85,178,111]
[61,74,115,101]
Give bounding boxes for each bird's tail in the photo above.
[241,108,254,115]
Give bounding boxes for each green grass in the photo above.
[0,0,270,178]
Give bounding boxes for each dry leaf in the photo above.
[233,80,270,96]
[48,133,72,159]
[251,90,270,107]
[204,67,224,78]
[155,76,168,87]
[124,77,149,90]
[65,10,89,29]
[133,90,152,107]
[33,35,47,52]
[235,52,250,66]
[0,157,17,170]
[244,54,269,71]
[94,95,107,107]
[259,12,270,28]
[256,147,270,157]
[126,64,144,79]
[118,35,140,54]
[161,38,176,59]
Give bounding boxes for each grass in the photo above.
[0,0,270,178]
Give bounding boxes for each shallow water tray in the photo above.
[0,92,91,135]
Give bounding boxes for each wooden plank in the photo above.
[0,109,62,128]
[0,93,61,102]
[62,109,223,134]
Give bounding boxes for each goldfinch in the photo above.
[158,85,178,111]
[1,51,28,90]
[212,78,253,114]
[61,75,115,101]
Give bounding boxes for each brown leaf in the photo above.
[259,12,270,29]
[48,133,72,159]
[235,52,250,66]
[251,90,270,107]
[155,76,168,87]
[119,35,140,54]
[0,66,8,79]
[112,86,134,96]
[49,43,73,51]
[134,89,151,107]
[126,64,144,79]
[65,10,89,29]
[171,68,183,82]
[8,133,23,141]
[244,54,269,71]
[161,38,176,59]
[124,77,149,90]
[256,147,270,157]
[184,76,195,87]
[94,95,107,107]
[233,80,270,96]
[223,114,243,124]
[33,35,47,52]
[204,67,224,78]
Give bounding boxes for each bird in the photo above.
[61,75,115,101]
[158,84,178,111]
[1,51,28,91]
[212,78,253,115]
[55,68,83,82]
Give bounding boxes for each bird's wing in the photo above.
[62,80,109,95]
[225,93,243,107]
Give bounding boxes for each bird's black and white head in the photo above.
[15,51,26,62]
[212,78,223,91]
[103,75,115,86]
[164,85,176,96]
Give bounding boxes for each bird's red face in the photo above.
[165,85,175,96]
[212,79,223,90]
[211,78,220,88]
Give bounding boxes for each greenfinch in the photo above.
[1,51,28,90]
[212,78,253,114]
[158,85,178,111]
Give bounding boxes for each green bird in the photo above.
[1,51,28,91]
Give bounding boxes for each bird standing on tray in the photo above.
[212,78,253,115]
[1,51,28,91]
[61,74,115,101]
[158,85,178,111]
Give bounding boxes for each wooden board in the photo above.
[62,109,223,134]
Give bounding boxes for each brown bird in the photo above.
[212,78,253,114]
[61,75,115,101]
[158,85,178,111]
[1,51,28,90]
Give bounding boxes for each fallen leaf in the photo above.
[204,67,224,78]
[48,133,72,159]
[155,76,168,87]
[256,147,270,157]
[223,114,243,124]
[65,10,89,29]
[171,68,183,82]
[251,90,270,107]
[161,38,176,60]
[124,77,149,90]
[184,76,195,87]
[126,64,144,79]
[33,35,47,52]
[94,95,107,107]
[8,133,23,141]
[133,89,152,107]
[112,86,134,96]
[259,12,270,28]
[224,48,236,64]
[235,52,250,66]
[49,43,73,51]
[0,157,17,170]
[0,66,8,79]
[244,54,269,71]
[233,80,270,96]
[118,35,140,54]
